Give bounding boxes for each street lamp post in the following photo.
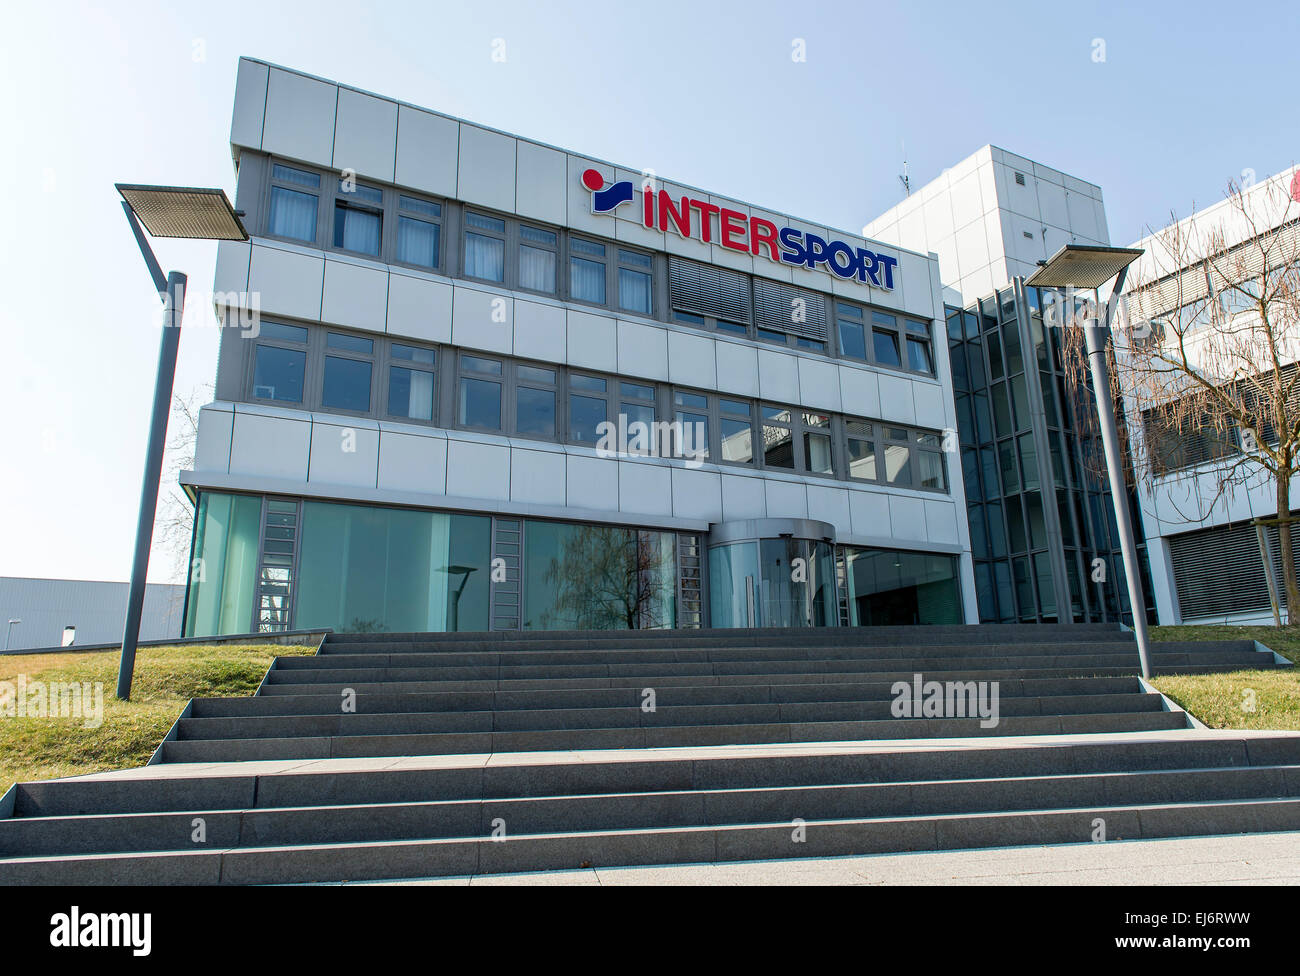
[114,185,247,700]
[1026,244,1152,679]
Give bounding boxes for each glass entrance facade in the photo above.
[184,492,963,637]
[708,538,837,628]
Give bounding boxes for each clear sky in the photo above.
[1,0,1295,584]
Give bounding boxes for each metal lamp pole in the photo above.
[1082,271,1153,679]
[111,185,246,700]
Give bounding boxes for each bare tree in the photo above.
[155,385,213,585]
[1068,172,1300,620]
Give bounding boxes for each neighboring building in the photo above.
[863,145,1110,307]
[180,58,975,637]
[0,577,184,652]
[1122,165,1300,625]
[867,146,1153,623]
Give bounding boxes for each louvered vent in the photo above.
[1168,521,1271,616]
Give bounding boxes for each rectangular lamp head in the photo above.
[116,184,248,241]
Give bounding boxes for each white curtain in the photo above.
[269,187,317,242]
[806,433,833,474]
[408,368,434,421]
[465,233,505,281]
[397,216,439,268]
[519,245,556,292]
[619,269,651,314]
[570,257,605,303]
[339,208,381,256]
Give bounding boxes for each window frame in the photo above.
[331,179,385,259]
[393,193,444,273]
[320,330,377,416]
[385,341,438,425]
[265,163,324,246]
[249,320,311,406]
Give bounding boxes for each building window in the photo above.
[458,353,503,430]
[906,320,934,374]
[846,421,877,481]
[761,406,796,469]
[617,249,653,315]
[519,225,558,294]
[803,412,834,474]
[619,381,657,453]
[515,364,557,437]
[395,195,441,269]
[333,181,383,257]
[882,426,912,486]
[754,279,828,352]
[872,311,902,367]
[568,373,609,445]
[674,391,710,459]
[322,332,374,412]
[464,212,506,282]
[252,321,309,403]
[570,238,607,305]
[837,303,867,361]
[267,164,320,243]
[719,398,754,464]
[916,432,948,489]
[388,343,435,422]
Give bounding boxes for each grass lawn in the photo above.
[1149,625,1300,731]
[0,642,315,792]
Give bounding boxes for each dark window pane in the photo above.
[399,195,440,218]
[460,354,501,375]
[619,268,652,314]
[873,329,901,366]
[571,374,607,393]
[919,451,946,489]
[260,321,308,343]
[570,394,607,443]
[253,345,305,402]
[327,332,373,354]
[716,320,749,336]
[466,212,505,233]
[838,318,867,359]
[516,386,556,437]
[763,425,794,468]
[322,356,372,412]
[518,365,555,384]
[459,377,502,429]
[392,343,435,364]
[621,381,654,400]
[388,366,433,421]
[272,164,320,187]
[675,391,707,410]
[676,411,709,458]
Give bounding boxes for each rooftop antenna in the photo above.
[898,140,911,197]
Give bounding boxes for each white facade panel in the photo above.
[616,319,669,382]
[446,437,510,500]
[308,417,379,487]
[261,68,336,167]
[457,124,516,213]
[515,141,567,225]
[229,409,311,482]
[451,284,513,355]
[377,424,448,495]
[321,258,388,333]
[386,272,453,344]
[248,244,323,321]
[332,88,398,182]
[394,106,459,198]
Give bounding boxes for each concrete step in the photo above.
[5,764,1295,858]
[321,622,1132,650]
[260,649,1273,686]
[3,795,1298,885]
[311,639,1153,664]
[19,734,1300,817]
[159,710,1192,762]
[189,675,1146,717]
[175,692,1167,741]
